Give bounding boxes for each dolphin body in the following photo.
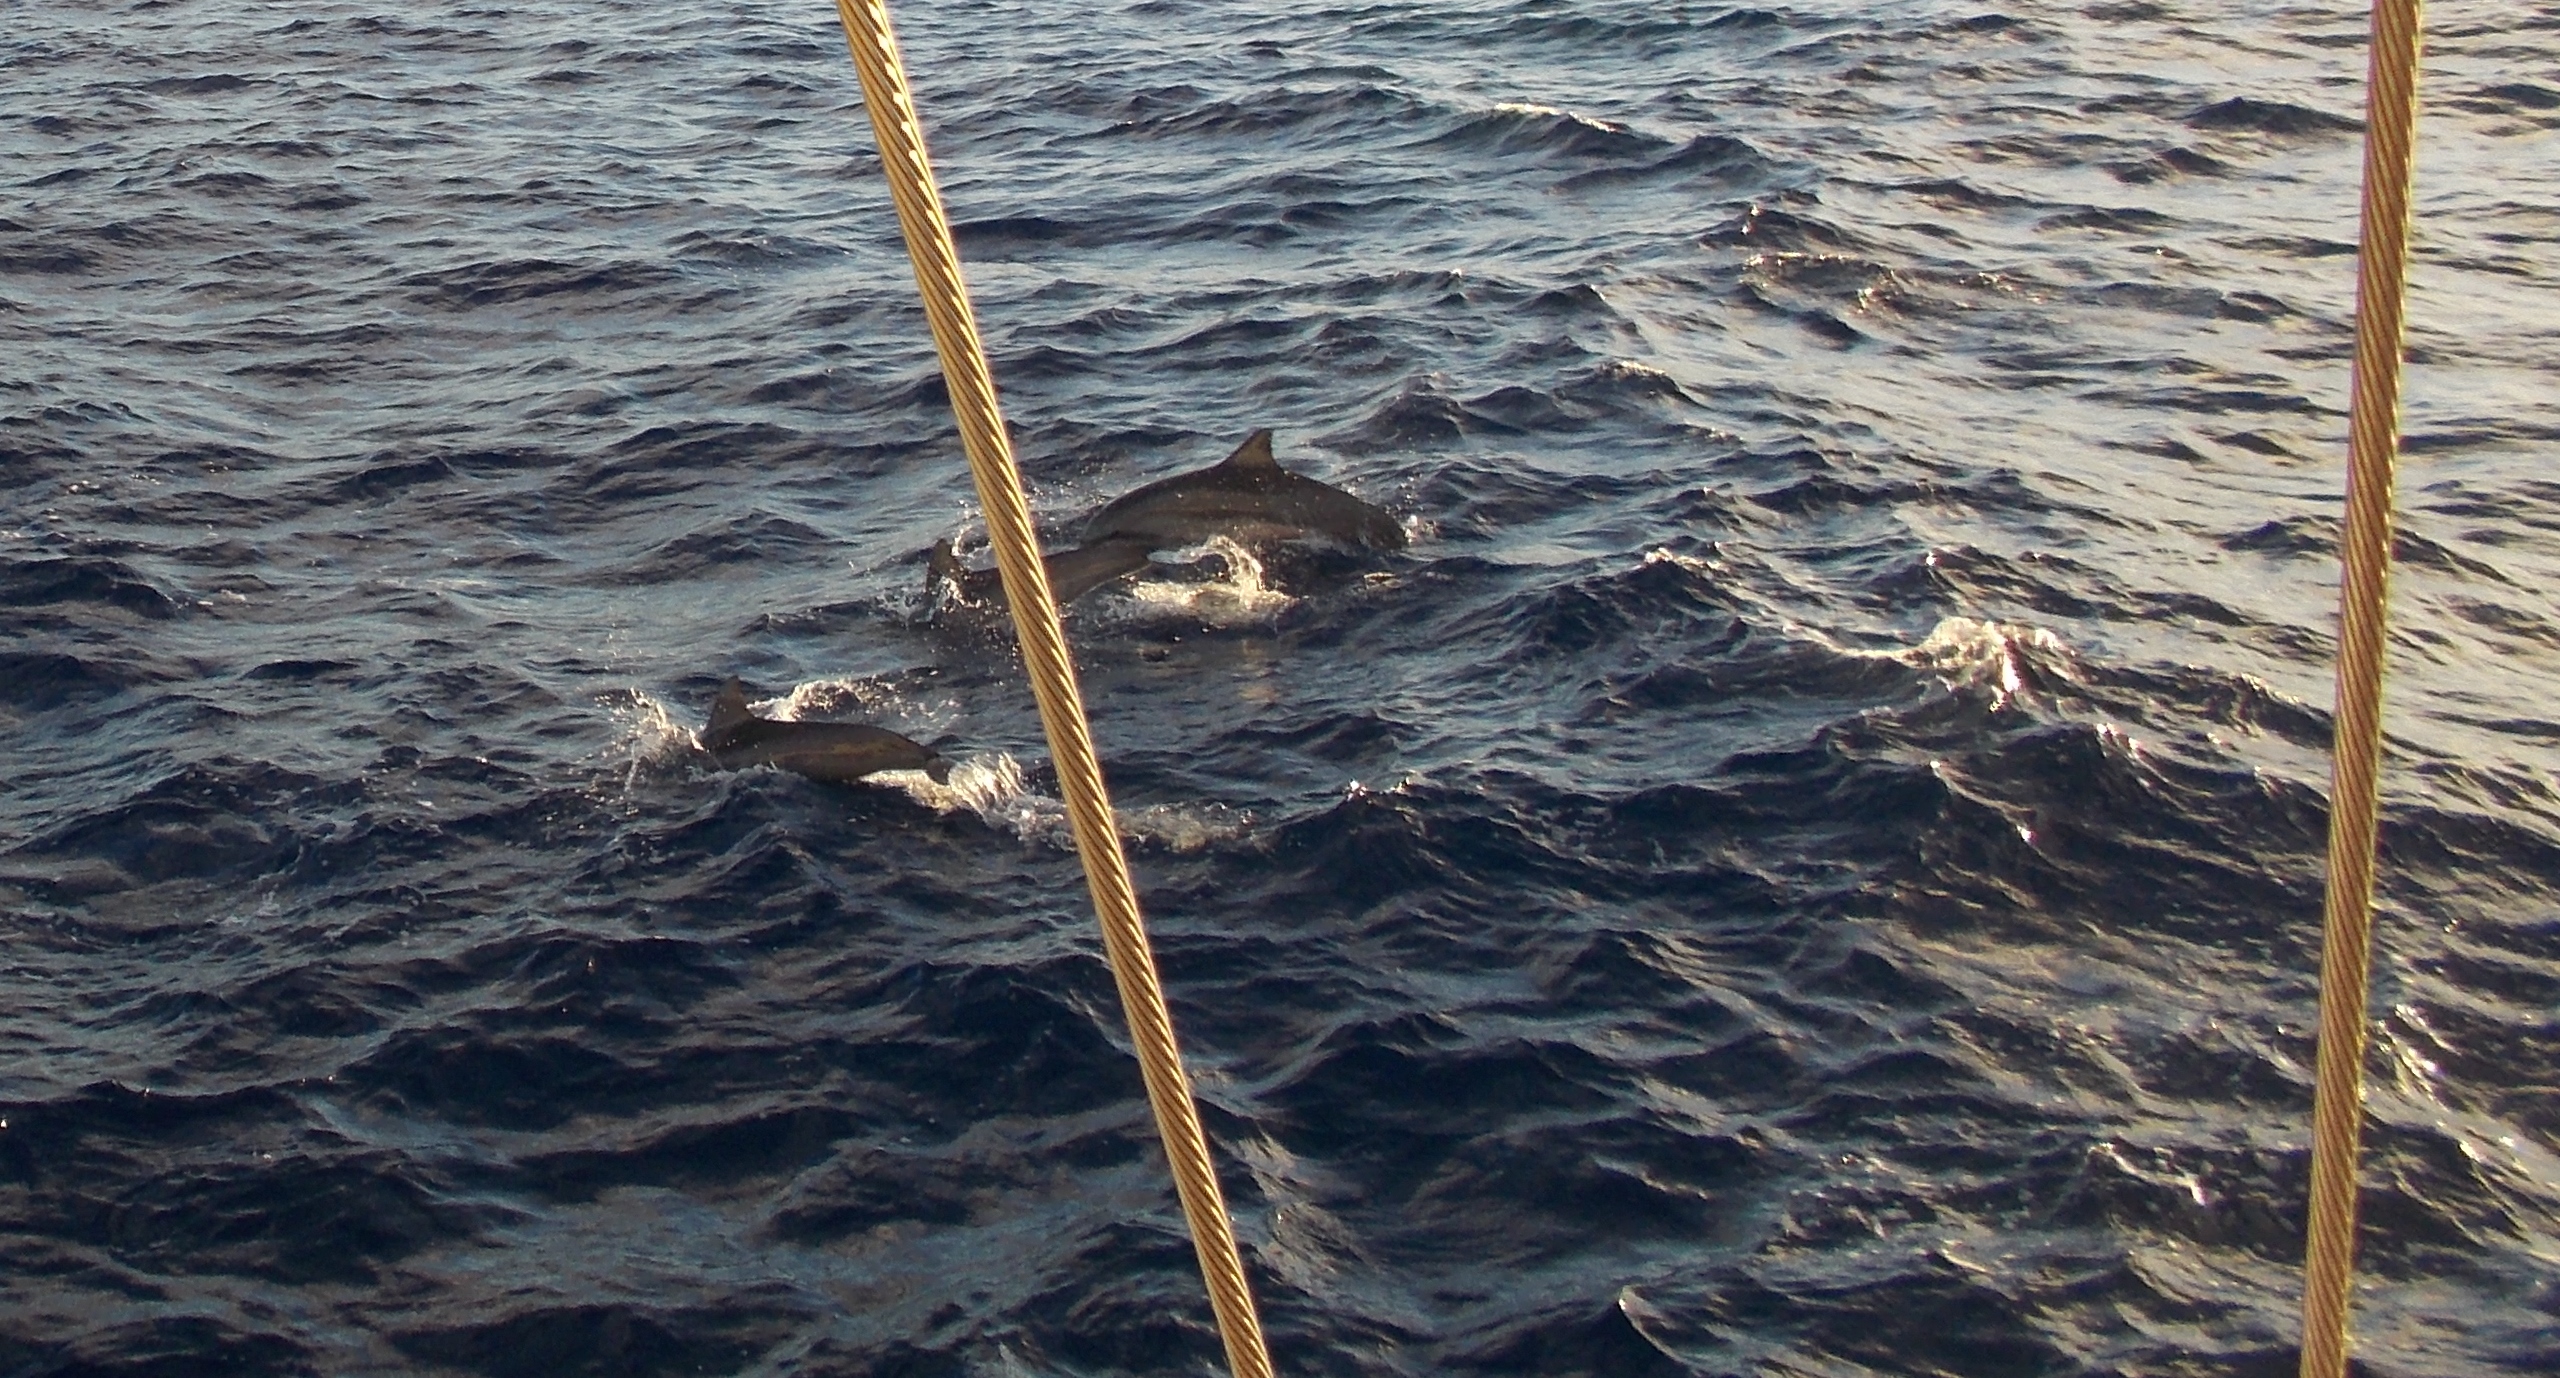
[927,430,1401,608]
[698,679,950,784]
[1081,428,1405,553]
[926,536,1157,609]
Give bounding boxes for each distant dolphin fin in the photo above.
[1216,428,1280,474]
[707,678,756,741]
[927,537,964,600]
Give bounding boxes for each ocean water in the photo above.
[4,1,2558,1374]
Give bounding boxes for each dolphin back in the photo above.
[1297,476,1407,551]
[701,681,951,785]
[1082,430,1403,551]
[928,536,1155,610]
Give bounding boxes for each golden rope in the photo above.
[826,6,1276,1377]
[2300,2,2426,1375]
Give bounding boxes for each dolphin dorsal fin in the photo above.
[1217,429,1280,474]
[707,678,757,739]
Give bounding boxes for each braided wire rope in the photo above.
[2300,2,2426,1376]
[826,5,1276,1377]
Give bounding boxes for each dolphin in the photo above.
[923,431,1403,612]
[1080,429,1405,553]
[698,678,951,784]
[926,535,1157,609]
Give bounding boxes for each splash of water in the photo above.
[887,752,1247,853]
[599,689,695,793]
[1902,616,2075,710]
[1118,536,1294,624]
[765,673,960,739]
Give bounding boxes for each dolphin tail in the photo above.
[1045,538,1157,604]
[923,753,953,785]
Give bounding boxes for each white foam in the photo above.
[1900,616,2075,710]
[599,689,697,793]
[1642,546,1717,577]
[883,751,1247,852]
[888,750,1046,832]
[760,673,959,739]
[1115,536,1294,625]
[1118,800,1252,853]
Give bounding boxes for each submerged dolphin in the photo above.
[1081,428,1405,553]
[926,430,1402,610]
[698,679,950,784]
[926,535,1157,609]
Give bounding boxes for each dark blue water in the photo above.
[6,1,2558,1373]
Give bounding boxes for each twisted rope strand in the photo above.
[827,6,1275,1377]
[2300,2,2426,1376]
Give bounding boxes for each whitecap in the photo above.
[1113,536,1295,625]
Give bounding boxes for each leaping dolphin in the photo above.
[927,429,1402,609]
[699,679,951,784]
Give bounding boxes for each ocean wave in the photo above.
[3,0,2555,1371]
